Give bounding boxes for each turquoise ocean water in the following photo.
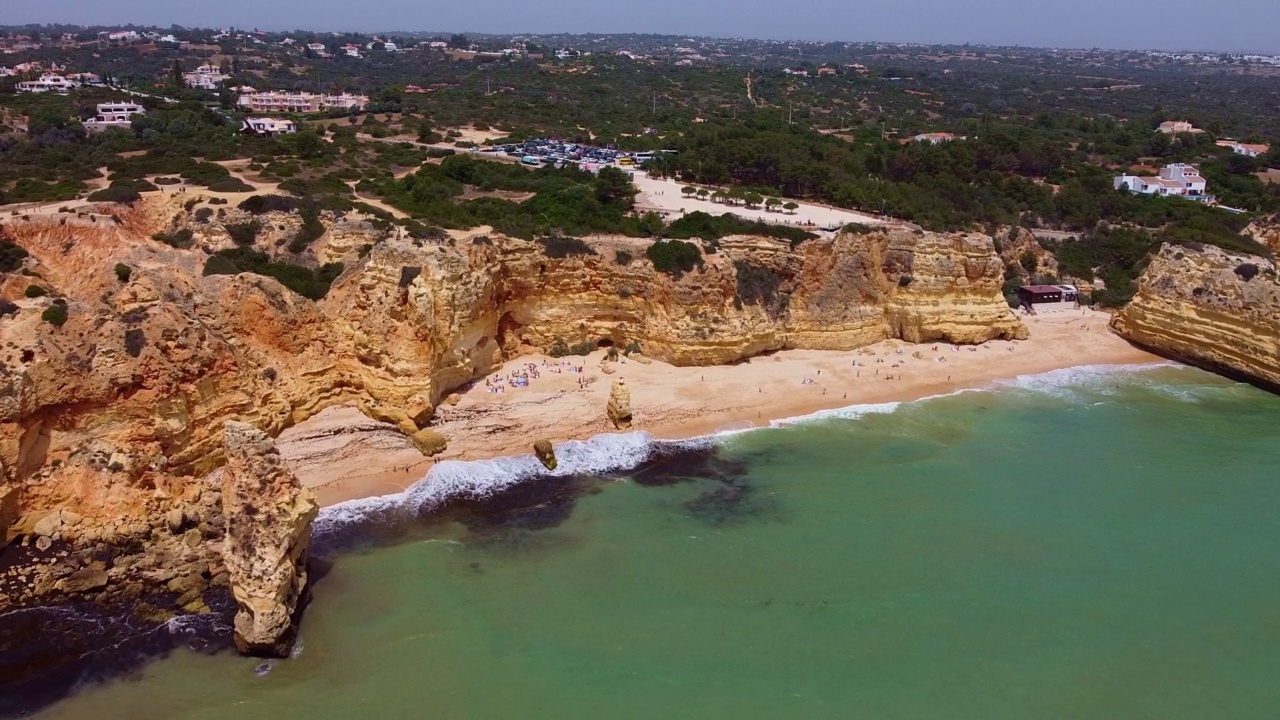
[29,364,1280,719]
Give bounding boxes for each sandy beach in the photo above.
[277,308,1160,506]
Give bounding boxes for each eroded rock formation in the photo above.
[533,439,557,471]
[0,197,1024,612]
[607,380,633,430]
[221,421,317,657]
[1111,243,1280,390]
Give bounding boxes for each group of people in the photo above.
[485,359,592,394]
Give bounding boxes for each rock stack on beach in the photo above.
[607,380,634,430]
[221,422,318,658]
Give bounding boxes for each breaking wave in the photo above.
[314,432,714,540]
[314,361,1190,542]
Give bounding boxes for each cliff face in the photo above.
[221,421,317,657]
[0,199,1023,611]
[1111,243,1280,390]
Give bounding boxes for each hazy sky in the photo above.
[8,0,1279,53]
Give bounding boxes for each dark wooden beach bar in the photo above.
[1018,284,1078,305]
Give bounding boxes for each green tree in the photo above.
[170,59,183,87]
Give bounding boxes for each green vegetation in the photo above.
[152,228,194,248]
[733,261,788,317]
[549,338,596,358]
[665,211,818,247]
[207,178,255,193]
[364,156,647,239]
[24,284,47,298]
[41,302,67,326]
[225,221,261,246]
[536,236,597,259]
[1,237,29,273]
[646,239,704,277]
[114,263,132,282]
[202,247,344,300]
[87,183,143,203]
[288,208,325,253]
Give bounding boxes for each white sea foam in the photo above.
[996,361,1183,401]
[314,361,1186,537]
[315,431,708,538]
[768,400,904,427]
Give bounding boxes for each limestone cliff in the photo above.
[1244,215,1280,253]
[1111,243,1280,390]
[221,421,317,657]
[0,197,1023,613]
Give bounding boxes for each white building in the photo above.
[16,74,79,93]
[1217,140,1270,158]
[242,117,298,136]
[1114,163,1208,198]
[1157,120,1203,135]
[183,64,228,90]
[237,90,368,113]
[912,132,959,144]
[83,101,146,132]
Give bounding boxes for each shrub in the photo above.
[202,248,344,300]
[1,238,29,273]
[615,249,633,266]
[287,208,325,253]
[664,211,817,248]
[399,266,422,288]
[624,341,641,356]
[202,254,240,276]
[152,229,194,249]
[114,263,132,283]
[24,284,47,298]
[646,239,704,277]
[41,304,67,326]
[87,185,142,204]
[208,198,228,205]
[207,178,256,193]
[537,236,597,259]
[194,207,214,222]
[124,328,146,357]
[1235,263,1260,282]
[239,194,300,215]
[225,221,261,247]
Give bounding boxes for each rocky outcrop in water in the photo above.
[607,380,633,430]
[220,421,317,657]
[533,439,557,471]
[1111,243,1280,390]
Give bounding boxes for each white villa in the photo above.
[241,117,298,136]
[236,90,368,114]
[183,64,228,90]
[912,132,960,144]
[1157,120,1203,135]
[1114,163,1208,198]
[83,101,146,132]
[1217,140,1270,158]
[17,74,79,93]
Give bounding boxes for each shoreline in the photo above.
[277,308,1162,508]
